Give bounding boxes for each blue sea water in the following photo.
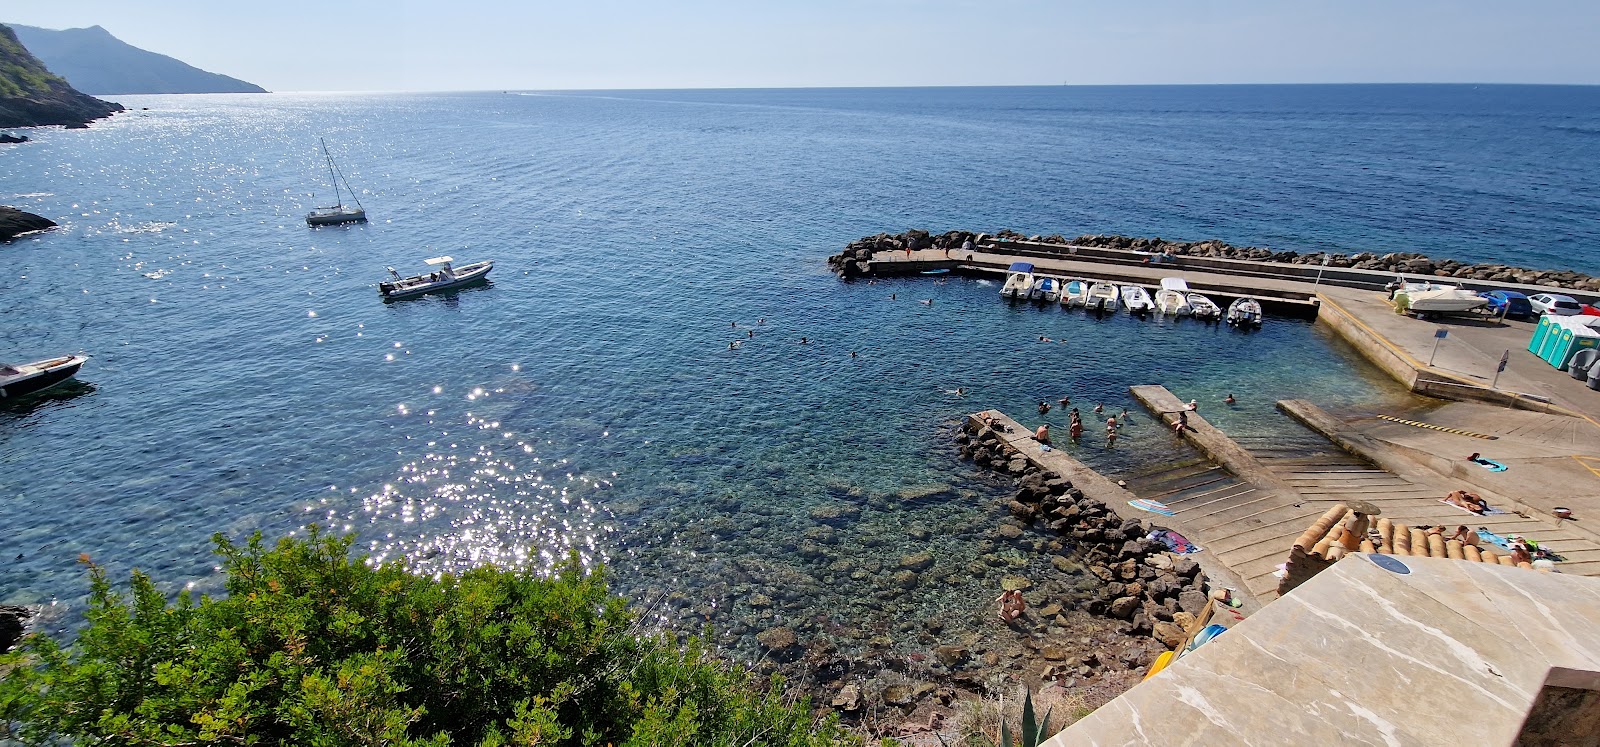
[3,84,1597,662]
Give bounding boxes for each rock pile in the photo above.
[957,419,1213,652]
[825,229,981,277]
[1,605,30,653]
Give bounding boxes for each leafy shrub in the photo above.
[0,528,865,746]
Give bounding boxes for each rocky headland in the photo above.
[0,206,57,241]
[828,228,1600,293]
[0,23,123,129]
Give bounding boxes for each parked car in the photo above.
[1479,290,1533,319]
[1582,303,1600,317]
[1529,293,1584,316]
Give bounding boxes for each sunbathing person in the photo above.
[1448,526,1481,546]
[1445,490,1489,514]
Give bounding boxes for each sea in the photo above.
[3,84,1598,667]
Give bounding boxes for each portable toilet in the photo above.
[1528,315,1556,355]
[1556,324,1600,370]
[1570,349,1599,380]
[1535,316,1569,365]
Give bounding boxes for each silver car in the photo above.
[1529,293,1583,316]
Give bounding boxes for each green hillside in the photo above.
[0,23,121,128]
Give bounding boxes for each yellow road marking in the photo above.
[1574,456,1600,481]
[1376,415,1498,440]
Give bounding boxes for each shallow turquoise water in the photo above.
[5,85,1585,659]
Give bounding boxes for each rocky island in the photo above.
[0,205,57,241]
[0,23,122,129]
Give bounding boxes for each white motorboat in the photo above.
[1031,276,1064,303]
[1,354,88,399]
[1385,276,1456,299]
[1000,262,1034,299]
[379,256,494,301]
[1187,292,1222,320]
[1062,279,1088,307]
[1396,288,1488,318]
[1155,278,1191,315]
[1227,297,1263,327]
[1086,282,1120,312]
[306,138,367,226]
[1120,285,1155,314]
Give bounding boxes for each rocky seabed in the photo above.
[828,229,1600,293]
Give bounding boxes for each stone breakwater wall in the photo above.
[956,419,1213,652]
[827,228,1600,293]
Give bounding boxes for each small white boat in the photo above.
[1062,279,1088,307]
[1187,292,1222,320]
[0,355,88,399]
[379,256,494,301]
[1031,276,1064,303]
[1086,282,1120,312]
[1000,262,1035,300]
[1385,276,1456,300]
[1120,285,1155,314]
[306,138,367,226]
[1156,278,1192,316]
[1227,297,1263,327]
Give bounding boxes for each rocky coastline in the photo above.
[954,419,1213,653]
[0,24,123,129]
[827,228,1600,293]
[0,206,57,241]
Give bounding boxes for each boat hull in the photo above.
[380,262,494,301]
[307,208,367,226]
[0,356,87,399]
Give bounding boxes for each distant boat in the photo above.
[1227,297,1264,327]
[1,355,88,399]
[1000,262,1034,300]
[1121,285,1155,315]
[306,138,367,226]
[1187,292,1222,321]
[379,256,493,301]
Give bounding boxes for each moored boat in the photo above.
[0,354,88,399]
[1120,285,1155,314]
[1031,275,1064,303]
[1000,262,1034,300]
[1396,288,1488,319]
[306,138,367,227]
[1086,282,1119,312]
[1156,278,1192,315]
[1227,297,1263,327]
[1187,292,1222,320]
[1062,279,1088,307]
[379,256,494,301]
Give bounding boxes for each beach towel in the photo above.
[1149,528,1201,554]
[1470,457,1509,472]
[1477,529,1566,561]
[1128,499,1174,517]
[1439,499,1506,516]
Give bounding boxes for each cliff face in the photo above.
[10,24,266,95]
[0,23,122,128]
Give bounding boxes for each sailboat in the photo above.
[306,138,367,226]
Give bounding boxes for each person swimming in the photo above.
[1224,393,1237,405]
[919,299,932,305]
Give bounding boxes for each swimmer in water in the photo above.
[1059,396,1070,406]
[850,351,858,358]
[729,341,741,350]
[747,329,754,338]
[1093,403,1104,414]
[800,337,809,344]
[1224,393,1236,405]
[919,299,932,305]
[891,293,897,300]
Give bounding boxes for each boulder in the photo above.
[1146,553,1174,572]
[1177,589,1208,615]
[756,626,802,661]
[892,570,920,589]
[831,683,862,711]
[899,551,935,572]
[934,644,968,668]
[1108,596,1140,619]
[1152,621,1186,649]
[1172,557,1200,578]
[1,605,30,653]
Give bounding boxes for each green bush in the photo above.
[0,528,867,746]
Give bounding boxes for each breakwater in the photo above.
[828,229,1600,294]
[956,412,1216,654]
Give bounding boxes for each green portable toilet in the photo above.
[1528,315,1554,355]
[1535,317,1568,365]
[1552,324,1600,370]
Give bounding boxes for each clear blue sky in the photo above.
[8,0,1599,92]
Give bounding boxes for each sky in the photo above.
[6,0,1599,92]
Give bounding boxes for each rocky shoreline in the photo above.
[827,228,1600,293]
[955,419,1214,653]
[0,206,57,241]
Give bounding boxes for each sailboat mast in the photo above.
[321,138,344,209]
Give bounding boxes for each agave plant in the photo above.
[999,688,1053,747]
